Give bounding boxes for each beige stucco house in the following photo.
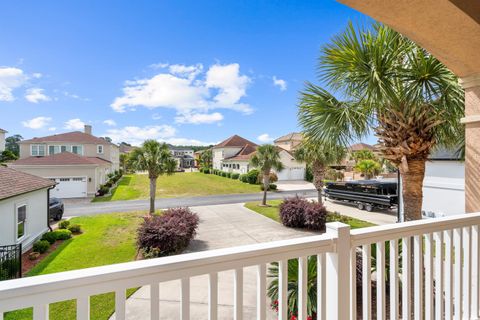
[0,128,7,152]
[9,125,119,198]
[273,132,303,152]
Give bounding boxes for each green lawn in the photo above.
[93,172,261,202]
[6,212,144,320]
[244,200,375,229]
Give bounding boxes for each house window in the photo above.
[72,145,83,155]
[61,145,69,152]
[17,205,26,240]
[97,145,104,154]
[31,145,46,156]
[48,145,61,155]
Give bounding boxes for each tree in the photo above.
[129,140,176,214]
[351,149,375,164]
[0,150,18,163]
[298,23,463,221]
[294,141,345,204]
[355,159,381,179]
[199,149,212,169]
[250,145,284,206]
[5,135,23,156]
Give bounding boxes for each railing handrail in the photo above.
[351,211,480,246]
[0,233,334,310]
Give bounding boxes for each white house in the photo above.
[0,167,56,251]
[0,128,6,152]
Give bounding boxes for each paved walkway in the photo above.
[276,180,315,191]
[323,199,398,225]
[111,203,318,320]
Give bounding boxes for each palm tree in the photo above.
[129,140,176,214]
[294,141,345,204]
[355,159,381,179]
[200,149,213,169]
[298,23,463,221]
[250,144,284,206]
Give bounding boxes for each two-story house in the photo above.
[0,128,7,152]
[273,132,303,151]
[9,125,119,199]
[168,145,195,169]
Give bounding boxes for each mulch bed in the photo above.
[21,239,66,275]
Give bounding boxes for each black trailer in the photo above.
[324,180,398,212]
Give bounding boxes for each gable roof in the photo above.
[349,143,375,152]
[224,144,257,161]
[0,167,55,200]
[214,135,257,148]
[119,144,135,154]
[10,152,111,166]
[20,131,115,146]
[274,132,303,143]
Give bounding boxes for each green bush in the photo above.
[203,168,210,174]
[221,171,227,177]
[68,224,82,234]
[53,229,72,240]
[231,173,240,179]
[226,172,231,178]
[246,169,260,184]
[239,174,248,182]
[260,183,278,191]
[58,220,70,229]
[33,240,50,253]
[41,232,57,244]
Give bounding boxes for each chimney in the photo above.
[84,125,92,135]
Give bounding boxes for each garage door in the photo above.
[50,177,87,198]
[276,167,305,181]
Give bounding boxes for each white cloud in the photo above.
[105,125,177,146]
[48,127,56,131]
[64,118,85,130]
[152,113,162,120]
[103,119,117,126]
[175,112,223,124]
[32,73,42,79]
[0,67,26,101]
[272,76,287,91]
[25,88,51,103]
[111,62,253,118]
[258,133,274,143]
[22,116,52,129]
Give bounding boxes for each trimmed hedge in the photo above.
[68,224,82,234]
[58,220,70,229]
[33,240,50,253]
[53,229,72,240]
[279,196,327,230]
[246,169,260,184]
[41,232,57,244]
[231,173,240,179]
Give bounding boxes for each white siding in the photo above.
[0,131,5,152]
[0,188,49,251]
[274,150,306,181]
[212,147,242,170]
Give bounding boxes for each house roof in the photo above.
[0,167,55,200]
[214,135,257,148]
[274,132,303,143]
[119,144,135,154]
[224,144,257,161]
[349,143,375,152]
[0,128,7,133]
[10,152,112,166]
[20,131,115,146]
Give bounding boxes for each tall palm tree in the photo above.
[250,144,284,206]
[200,149,213,169]
[294,141,345,204]
[298,23,463,221]
[129,140,176,214]
[355,159,381,180]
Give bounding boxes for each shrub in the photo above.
[246,169,260,184]
[0,258,20,280]
[199,168,204,173]
[137,207,199,258]
[96,185,110,196]
[58,220,70,229]
[104,181,113,188]
[226,172,231,178]
[258,171,278,184]
[68,224,82,234]
[203,168,210,174]
[28,252,40,260]
[33,240,50,253]
[41,232,57,244]
[260,183,278,191]
[221,171,227,177]
[305,165,313,182]
[239,174,248,183]
[53,229,72,240]
[304,201,327,230]
[279,196,327,230]
[231,173,240,179]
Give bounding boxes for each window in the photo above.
[61,145,69,152]
[97,145,104,154]
[17,205,26,239]
[48,145,60,155]
[72,145,83,155]
[31,145,46,156]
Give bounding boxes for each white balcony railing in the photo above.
[0,213,479,320]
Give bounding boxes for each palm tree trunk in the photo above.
[149,177,157,215]
[312,161,325,205]
[400,159,426,221]
[262,171,270,206]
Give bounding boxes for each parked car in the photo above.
[49,197,64,221]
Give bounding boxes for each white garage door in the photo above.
[50,177,87,199]
[276,167,305,181]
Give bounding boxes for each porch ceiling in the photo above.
[337,0,480,78]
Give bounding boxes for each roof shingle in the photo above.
[214,135,257,148]
[20,131,115,145]
[0,167,55,200]
[10,152,111,166]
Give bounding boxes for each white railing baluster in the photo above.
[33,304,48,320]
[425,233,434,320]
[471,225,479,318]
[376,241,385,320]
[413,235,423,320]
[209,273,218,320]
[278,260,288,320]
[402,237,411,320]
[150,282,160,320]
[389,239,399,320]
[115,289,126,320]
[0,311,3,320]
[362,244,371,320]
[77,296,90,320]
[256,264,266,320]
[234,268,243,320]
[453,228,462,320]
[298,256,308,320]
[462,227,471,318]
[317,254,326,320]
[181,278,190,320]
[444,229,453,320]
[434,232,444,320]
[350,247,357,320]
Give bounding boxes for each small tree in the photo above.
[250,145,284,206]
[199,149,213,169]
[5,134,23,157]
[355,159,381,179]
[129,140,176,214]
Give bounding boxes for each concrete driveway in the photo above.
[111,203,318,320]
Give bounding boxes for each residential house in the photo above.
[0,167,56,251]
[8,125,119,198]
[119,143,135,154]
[168,145,195,169]
[0,128,6,152]
[273,132,303,151]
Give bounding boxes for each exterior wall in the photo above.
[273,150,306,181]
[422,161,465,217]
[212,147,242,170]
[0,131,5,152]
[274,140,301,152]
[222,161,249,174]
[0,188,49,251]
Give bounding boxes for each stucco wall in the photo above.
[0,188,49,251]
[0,131,5,152]
[212,147,242,170]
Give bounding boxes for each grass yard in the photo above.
[5,212,144,320]
[93,172,261,202]
[245,199,375,229]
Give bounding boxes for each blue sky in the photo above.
[0,1,374,146]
